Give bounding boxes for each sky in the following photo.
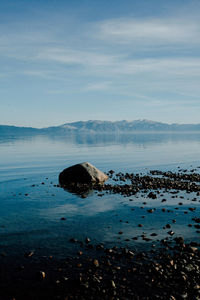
[0,0,200,127]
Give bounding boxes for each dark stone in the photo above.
[59,162,108,185]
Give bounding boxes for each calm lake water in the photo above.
[0,133,200,259]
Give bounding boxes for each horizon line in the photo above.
[1,119,200,129]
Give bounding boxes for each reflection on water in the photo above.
[61,183,95,198]
[0,132,200,258]
[1,131,200,146]
[64,132,200,145]
[1,132,200,179]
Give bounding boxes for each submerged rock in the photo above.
[59,162,108,185]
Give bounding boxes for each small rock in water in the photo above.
[148,192,157,199]
[37,271,45,280]
[69,238,77,243]
[93,259,99,267]
[85,237,91,244]
[167,230,175,236]
[24,251,34,258]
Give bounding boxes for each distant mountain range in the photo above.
[1,120,200,135]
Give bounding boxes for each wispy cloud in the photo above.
[1,10,200,107]
[36,48,117,67]
[23,70,56,79]
[33,46,200,79]
[97,17,200,46]
[84,81,111,91]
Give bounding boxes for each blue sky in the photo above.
[1,0,200,127]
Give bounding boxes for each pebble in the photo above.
[37,271,45,280]
[24,251,34,258]
[93,259,99,267]
[85,237,91,244]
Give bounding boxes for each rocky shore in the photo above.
[63,168,200,197]
[0,238,199,300]
[0,168,200,300]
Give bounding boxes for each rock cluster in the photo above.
[1,238,199,300]
[94,170,200,196]
[0,166,199,300]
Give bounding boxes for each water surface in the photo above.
[0,133,199,258]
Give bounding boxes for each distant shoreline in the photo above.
[1,120,200,135]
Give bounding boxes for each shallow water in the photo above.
[0,133,200,258]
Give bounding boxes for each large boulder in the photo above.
[59,162,108,185]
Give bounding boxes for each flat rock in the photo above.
[59,162,108,185]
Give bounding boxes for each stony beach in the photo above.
[0,168,200,300]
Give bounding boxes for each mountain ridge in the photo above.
[1,120,200,135]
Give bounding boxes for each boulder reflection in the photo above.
[59,182,95,198]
